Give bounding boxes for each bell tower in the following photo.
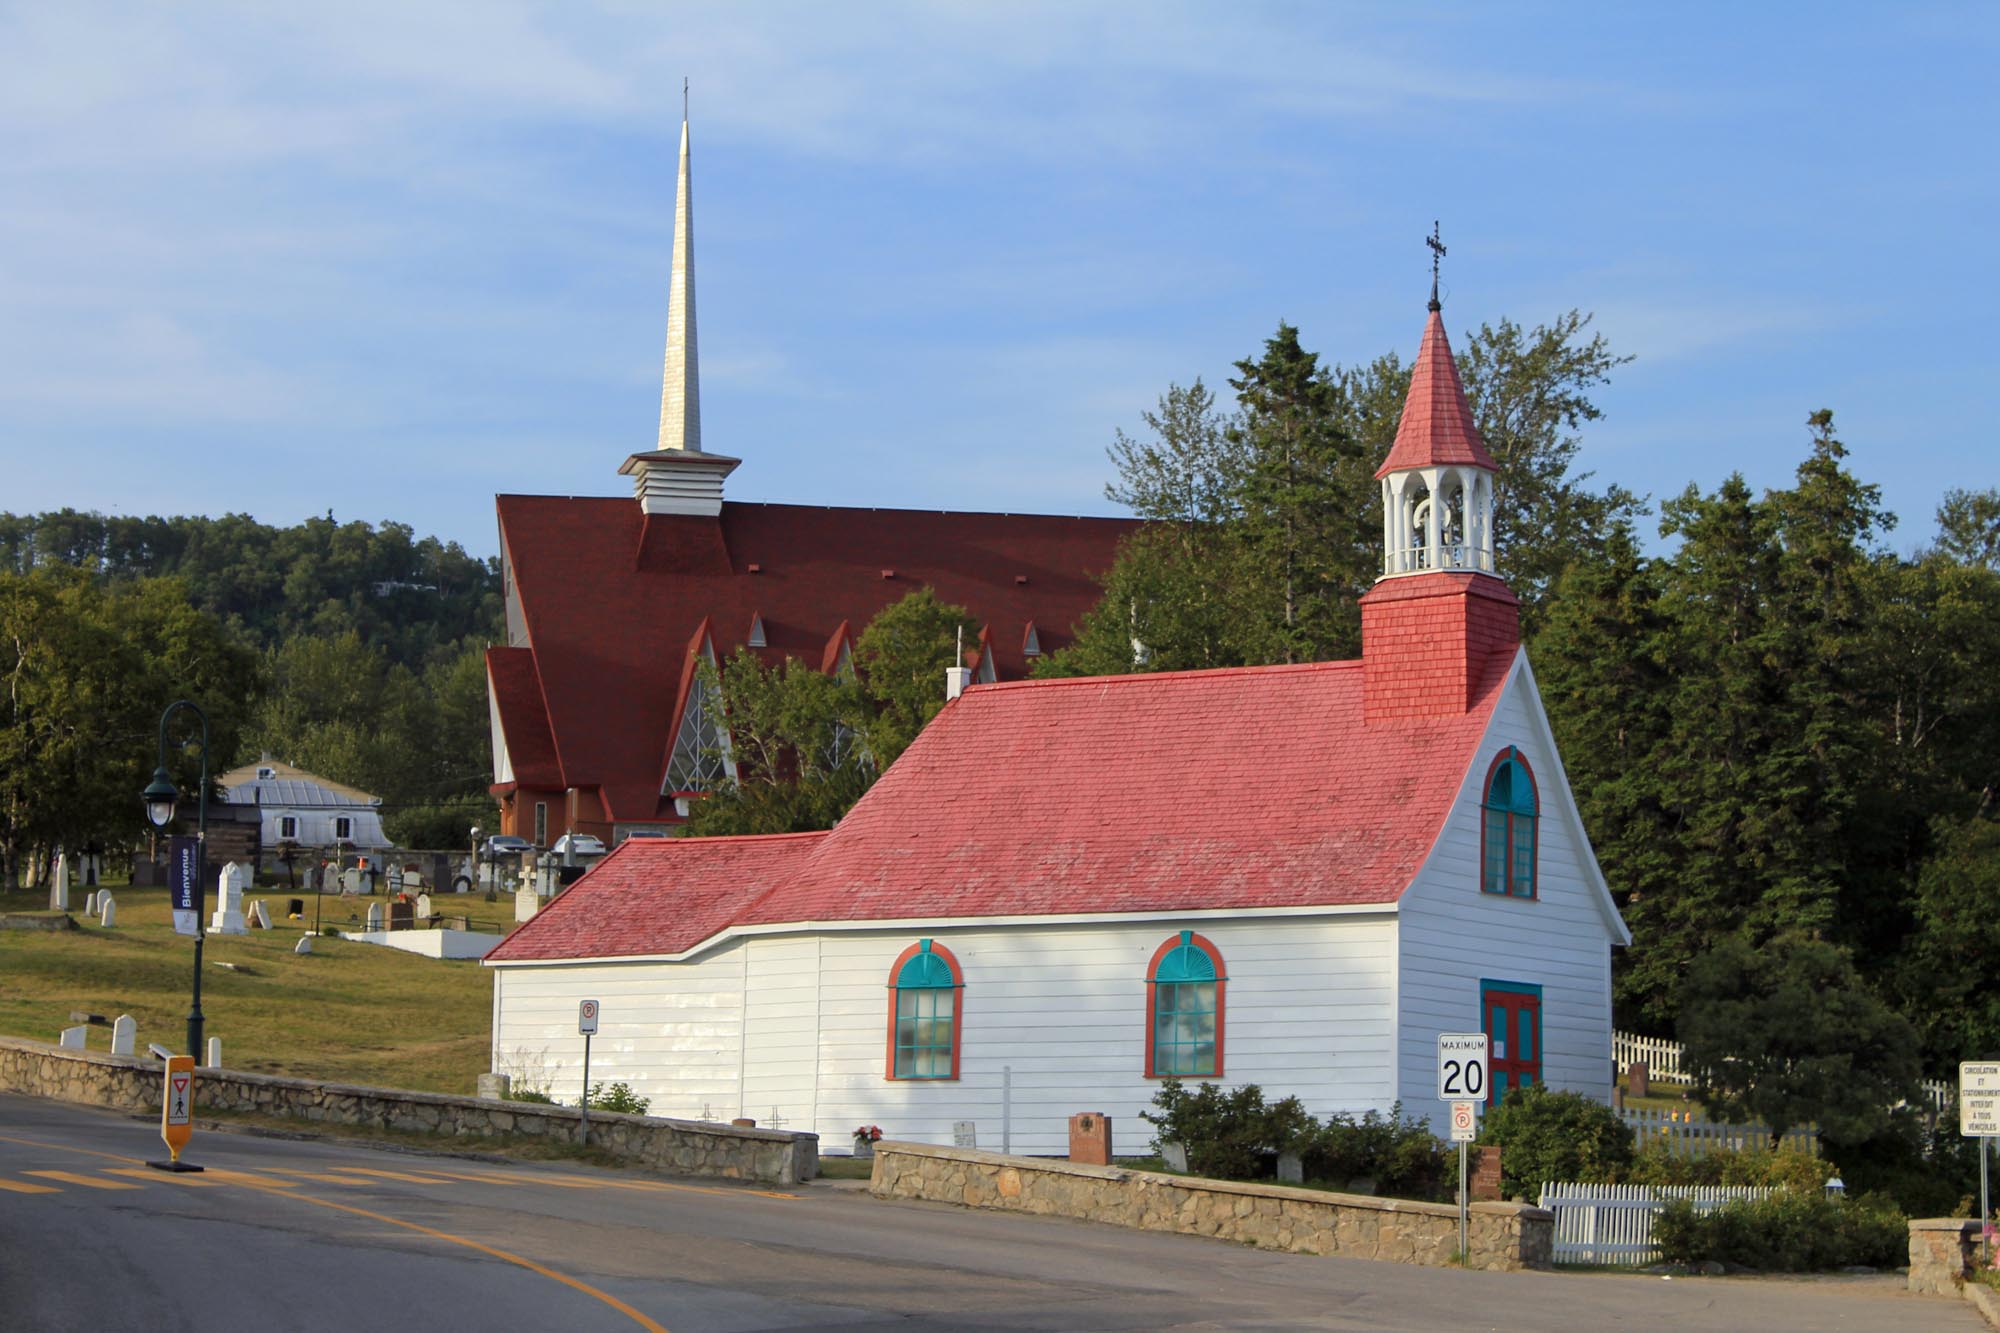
[1360,233,1519,721]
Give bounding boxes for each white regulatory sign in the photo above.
[1962,1063,2000,1136]
[578,999,600,1036]
[1438,1032,1489,1102]
[1449,1100,1478,1142]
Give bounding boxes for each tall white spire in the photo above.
[656,108,700,452]
[621,92,738,517]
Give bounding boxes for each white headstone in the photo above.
[59,1024,87,1050]
[365,901,384,931]
[247,899,272,930]
[110,1014,136,1057]
[84,891,99,916]
[415,893,433,920]
[49,853,71,911]
[341,868,362,895]
[206,1037,223,1068]
[301,863,319,893]
[208,862,249,934]
[98,895,116,928]
[514,888,539,923]
[295,933,313,955]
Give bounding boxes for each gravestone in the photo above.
[98,895,116,928]
[1628,1060,1650,1100]
[247,899,272,930]
[84,891,99,916]
[387,865,404,896]
[83,850,99,886]
[415,893,433,921]
[294,933,313,955]
[301,863,319,893]
[49,853,71,912]
[287,898,305,918]
[1277,1152,1303,1184]
[59,1025,87,1050]
[110,1014,136,1056]
[208,862,249,935]
[386,898,414,931]
[340,868,362,895]
[1160,1141,1188,1173]
[364,901,384,931]
[952,1121,978,1149]
[514,888,538,923]
[402,866,424,891]
[476,1072,511,1101]
[206,1037,222,1068]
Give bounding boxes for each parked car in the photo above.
[480,834,534,858]
[550,833,607,858]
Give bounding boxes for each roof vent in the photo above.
[747,562,762,574]
[880,569,896,579]
[1015,574,1029,585]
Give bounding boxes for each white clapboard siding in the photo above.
[1538,1182,1778,1265]
[489,946,746,1118]
[806,915,1400,1156]
[1395,658,1619,1130]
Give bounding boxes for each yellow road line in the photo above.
[104,1167,226,1187]
[324,1166,458,1185]
[0,1133,669,1333]
[0,1178,60,1194]
[26,1170,141,1190]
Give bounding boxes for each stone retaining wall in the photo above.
[0,1035,816,1185]
[869,1141,1551,1271]
[1909,1218,1982,1296]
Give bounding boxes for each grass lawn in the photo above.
[0,882,493,1095]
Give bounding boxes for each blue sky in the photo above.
[3,3,1994,558]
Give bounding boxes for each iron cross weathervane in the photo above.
[1427,221,1446,312]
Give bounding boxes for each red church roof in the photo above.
[1374,311,1498,479]
[491,496,1136,823]
[487,651,1512,963]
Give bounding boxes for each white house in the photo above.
[483,296,1631,1155]
[218,759,393,853]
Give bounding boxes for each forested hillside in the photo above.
[0,511,503,877]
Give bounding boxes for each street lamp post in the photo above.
[142,699,210,1059]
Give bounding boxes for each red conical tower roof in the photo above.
[1374,310,1498,479]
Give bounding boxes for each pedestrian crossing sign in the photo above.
[160,1056,194,1161]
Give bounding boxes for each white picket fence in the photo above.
[1611,1029,1953,1113]
[1538,1182,1778,1266]
[1620,1107,1818,1156]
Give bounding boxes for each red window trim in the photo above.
[883,939,965,1081]
[1143,930,1227,1080]
[1479,746,1539,900]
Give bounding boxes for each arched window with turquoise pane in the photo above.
[885,940,962,1080]
[1146,931,1226,1078]
[1481,747,1538,899]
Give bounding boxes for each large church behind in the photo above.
[485,264,1631,1150]
[485,113,1135,846]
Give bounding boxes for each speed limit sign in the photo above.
[1437,1032,1489,1101]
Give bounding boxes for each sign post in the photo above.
[1440,1033,1489,1263]
[147,1054,202,1172]
[578,999,600,1146]
[1963,1063,2000,1267]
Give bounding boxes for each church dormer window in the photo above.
[1481,748,1538,898]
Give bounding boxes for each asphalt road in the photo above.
[0,1092,1979,1332]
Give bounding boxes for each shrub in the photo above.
[1302,1103,1452,1201]
[510,1089,555,1105]
[1141,1079,1312,1180]
[1476,1084,1634,1196]
[583,1082,651,1115]
[1653,1192,1905,1271]
[1626,1143,1828,1193]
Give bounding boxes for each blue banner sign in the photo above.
[167,835,201,937]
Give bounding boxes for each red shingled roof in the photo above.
[487,648,559,788]
[486,832,826,963]
[490,497,1135,822]
[1374,311,1499,479]
[487,653,1511,963]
